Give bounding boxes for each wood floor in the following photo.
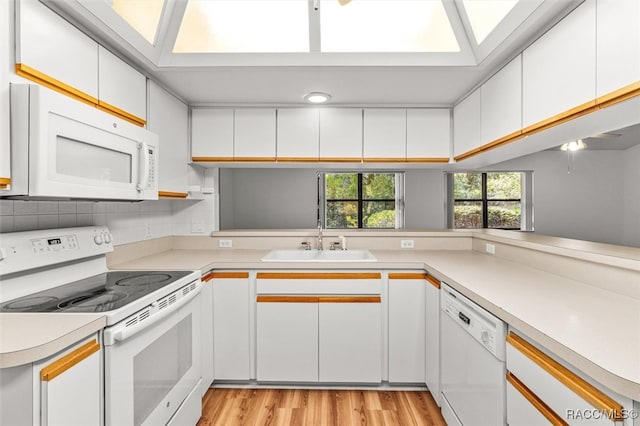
[197,388,446,426]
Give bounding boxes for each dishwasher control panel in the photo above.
[441,284,507,360]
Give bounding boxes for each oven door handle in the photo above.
[106,288,200,345]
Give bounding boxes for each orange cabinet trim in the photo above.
[522,100,598,136]
[597,80,640,109]
[256,272,381,280]
[233,157,277,162]
[210,272,250,279]
[362,158,408,163]
[15,63,98,108]
[318,157,363,163]
[403,157,450,163]
[388,273,428,280]
[40,339,100,382]
[0,177,11,189]
[277,157,319,163]
[318,296,381,303]
[426,275,442,289]
[454,130,525,162]
[158,191,189,199]
[192,157,235,162]
[506,332,624,421]
[506,372,569,426]
[257,295,319,303]
[96,100,146,127]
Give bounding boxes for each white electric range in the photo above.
[0,226,203,426]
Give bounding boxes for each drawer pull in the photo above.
[506,332,624,421]
[40,339,100,382]
[256,272,381,280]
[507,372,569,426]
[388,273,427,280]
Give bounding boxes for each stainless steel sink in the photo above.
[261,249,377,262]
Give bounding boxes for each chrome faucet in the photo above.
[317,220,323,250]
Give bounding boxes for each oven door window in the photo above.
[133,315,192,426]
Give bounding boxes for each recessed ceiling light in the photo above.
[304,92,332,103]
[560,140,586,151]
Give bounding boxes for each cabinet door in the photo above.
[212,274,251,380]
[406,109,450,160]
[425,276,440,405]
[596,0,640,99]
[98,46,146,122]
[191,108,234,160]
[522,1,596,129]
[453,90,481,158]
[481,55,522,145]
[319,108,362,161]
[199,273,214,396]
[148,81,189,195]
[257,299,319,382]
[37,336,101,426]
[388,275,426,383]
[363,109,406,160]
[276,108,319,160]
[16,0,99,99]
[0,0,10,190]
[319,298,382,383]
[234,108,276,160]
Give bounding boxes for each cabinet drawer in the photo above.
[256,272,381,294]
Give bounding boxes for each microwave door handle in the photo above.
[136,142,150,191]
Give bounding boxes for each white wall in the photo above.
[404,170,446,229]
[623,144,640,247]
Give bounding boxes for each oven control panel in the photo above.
[31,235,79,254]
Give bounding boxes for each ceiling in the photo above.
[46,0,582,106]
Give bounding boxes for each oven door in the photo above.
[104,293,201,426]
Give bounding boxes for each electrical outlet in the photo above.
[219,239,233,248]
[190,220,204,233]
[145,223,151,237]
[400,239,415,249]
[486,243,496,254]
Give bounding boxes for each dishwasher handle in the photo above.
[458,311,471,325]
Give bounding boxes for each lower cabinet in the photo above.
[199,271,215,395]
[212,272,251,380]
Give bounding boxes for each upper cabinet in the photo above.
[234,108,276,160]
[453,90,481,159]
[596,0,640,100]
[191,108,234,160]
[276,108,319,161]
[319,108,363,161]
[406,109,450,161]
[363,109,406,161]
[97,46,146,123]
[522,1,596,130]
[481,55,522,145]
[1,0,10,190]
[148,81,189,197]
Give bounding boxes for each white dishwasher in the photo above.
[440,284,507,426]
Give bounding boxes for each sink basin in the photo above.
[261,249,377,262]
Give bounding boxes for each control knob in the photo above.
[94,234,104,245]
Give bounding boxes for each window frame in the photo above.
[320,171,405,229]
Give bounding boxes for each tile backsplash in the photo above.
[0,197,216,245]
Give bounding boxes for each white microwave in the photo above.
[4,84,158,200]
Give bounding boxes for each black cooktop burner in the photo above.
[0,270,192,313]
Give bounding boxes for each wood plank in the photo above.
[256,272,381,280]
[211,272,250,279]
[317,296,381,303]
[256,295,319,303]
[388,273,427,280]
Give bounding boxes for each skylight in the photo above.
[320,0,459,53]
[174,0,309,53]
[111,0,165,44]
[462,0,518,44]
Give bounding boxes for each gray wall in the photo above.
[623,144,640,247]
[219,169,447,229]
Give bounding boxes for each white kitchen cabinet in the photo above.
[596,0,640,99]
[148,81,189,195]
[319,108,363,161]
[406,109,450,161]
[388,273,426,383]
[276,108,319,160]
[363,109,406,160]
[506,378,556,426]
[34,335,101,426]
[425,275,441,405]
[191,108,234,160]
[199,272,215,396]
[481,55,522,145]
[256,299,319,382]
[506,331,634,426]
[212,272,251,380]
[319,299,382,383]
[234,108,276,160]
[15,0,99,99]
[97,46,146,122]
[522,1,596,129]
[453,89,481,158]
[0,0,10,191]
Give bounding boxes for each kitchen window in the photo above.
[447,172,533,230]
[321,172,404,229]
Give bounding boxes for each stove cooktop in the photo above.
[0,270,193,313]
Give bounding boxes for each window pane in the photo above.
[454,201,483,228]
[453,173,482,199]
[326,173,358,199]
[487,172,521,199]
[326,201,358,228]
[488,201,521,229]
[363,201,396,228]
[362,173,395,199]
[112,0,165,44]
